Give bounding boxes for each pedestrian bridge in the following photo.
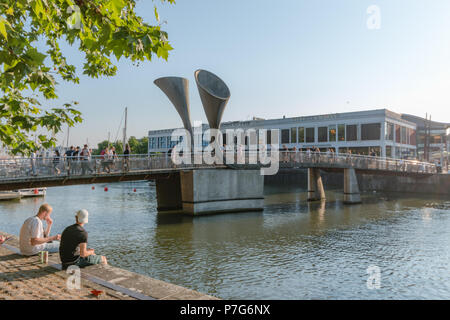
[0,152,437,214]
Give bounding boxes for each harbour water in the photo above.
[1,181,449,299]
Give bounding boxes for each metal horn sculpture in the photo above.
[194,69,231,129]
[154,77,193,138]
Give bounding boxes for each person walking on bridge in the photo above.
[30,150,37,176]
[123,143,131,172]
[64,146,74,176]
[71,146,81,175]
[80,144,93,175]
[53,150,61,175]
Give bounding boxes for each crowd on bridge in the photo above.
[277,145,438,173]
[17,142,442,177]
[28,143,132,177]
[279,145,380,164]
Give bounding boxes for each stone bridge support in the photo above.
[156,173,183,211]
[343,168,361,204]
[307,168,326,201]
[156,169,264,215]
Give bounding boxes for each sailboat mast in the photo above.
[65,124,71,148]
[123,107,127,151]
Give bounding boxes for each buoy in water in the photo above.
[133,188,136,192]
[104,187,108,192]
[92,186,95,190]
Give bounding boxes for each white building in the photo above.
[148,109,417,159]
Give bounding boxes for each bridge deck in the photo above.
[0,152,437,190]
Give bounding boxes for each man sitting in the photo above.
[59,209,107,270]
[19,203,61,256]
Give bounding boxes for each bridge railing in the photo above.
[278,151,437,174]
[0,151,438,180]
[0,154,216,180]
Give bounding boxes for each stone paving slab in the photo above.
[0,245,129,300]
[0,231,219,300]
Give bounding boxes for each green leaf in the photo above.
[154,6,160,23]
[0,18,8,41]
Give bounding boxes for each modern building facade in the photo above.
[148,109,418,159]
[401,113,450,163]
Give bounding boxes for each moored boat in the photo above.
[0,191,22,201]
[18,188,47,197]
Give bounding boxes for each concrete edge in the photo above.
[0,232,219,300]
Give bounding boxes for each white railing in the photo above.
[0,154,214,180]
[278,151,437,174]
[0,151,437,180]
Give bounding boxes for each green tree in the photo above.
[127,135,139,152]
[0,0,174,155]
[136,136,148,154]
[93,139,109,155]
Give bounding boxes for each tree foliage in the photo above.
[93,135,148,155]
[0,0,174,154]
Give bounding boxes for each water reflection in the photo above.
[1,182,450,299]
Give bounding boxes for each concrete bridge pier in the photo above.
[307,168,326,201]
[156,169,264,215]
[180,169,264,215]
[155,174,183,212]
[343,168,362,204]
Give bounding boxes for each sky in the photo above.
[48,0,450,148]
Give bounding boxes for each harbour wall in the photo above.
[265,169,450,196]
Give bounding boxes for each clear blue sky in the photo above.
[51,0,450,147]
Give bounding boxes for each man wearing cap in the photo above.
[59,209,107,270]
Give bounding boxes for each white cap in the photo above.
[76,209,89,224]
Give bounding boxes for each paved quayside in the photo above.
[0,232,218,300]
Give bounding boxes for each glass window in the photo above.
[417,132,425,145]
[361,123,381,140]
[328,125,336,142]
[305,127,315,143]
[346,125,357,141]
[291,128,297,143]
[431,133,443,144]
[281,129,290,144]
[267,130,272,144]
[318,127,328,142]
[338,124,345,141]
[298,127,304,143]
[401,127,407,144]
[395,125,401,143]
[410,129,416,145]
[386,145,392,157]
[386,122,394,141]
[157,137,165,148]
[148,137,154,150]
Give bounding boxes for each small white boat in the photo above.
[0,191,22,201]
[18,188,47,197]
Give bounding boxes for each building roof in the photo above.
[148,108,418,134]
[401,114,450,130]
